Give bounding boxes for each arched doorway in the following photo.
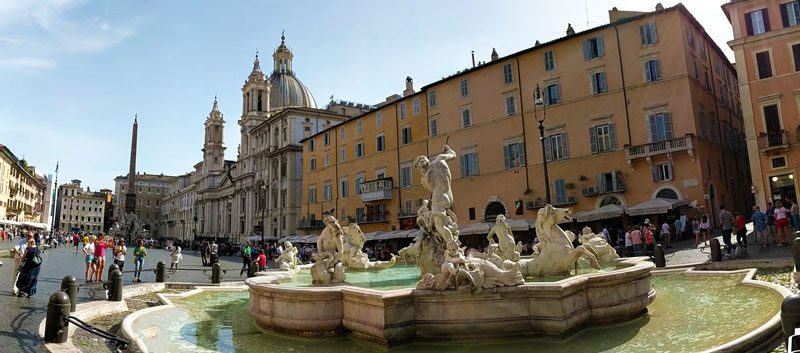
[484,202,506,222]
[655,188,679,200]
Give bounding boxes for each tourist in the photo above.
[660,220,671,248]
[113,238,127,272]
[699,214,711,246]
[10,231,33,295]
[240,242,252,277]
[766,202,776,243]
[643,221,655,255]
[734,212,747,253]
[93,234,109,282]
[718,205,734,255]
[624,227,633,256]
[170,245,182,273]
[15,238,41,298]
[83,236,95,283]
[630,226,643,256]
[752,206,767,249]
[792,199,800,233]
[200,240,209,266]
[257,249,267,272]
[692,217,701,247]
[210,241,219,265]
[774,201,790,246]
[133,240,148,283]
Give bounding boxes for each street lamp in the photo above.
[261,184,267,247]
[534,84,551,205]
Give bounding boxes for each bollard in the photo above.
[783,294,800,341]
[108,263,120,280]
[156,261,166,283]
[654,244,666,268]
[108,269,123,301]
[248,260,259,278]
[44,291,71,343]
[212,262,221,284]
[60,275,78,313]
[710,238,722,262]
[793,238,800,271]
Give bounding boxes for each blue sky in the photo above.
[0,0,734,191]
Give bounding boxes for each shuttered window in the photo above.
[589,124,617,154]
[756,51,772,79]
[745,9,770,36]
[648,112,673,142]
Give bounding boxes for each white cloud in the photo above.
[0,57,57,70]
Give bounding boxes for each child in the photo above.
[170,245,183,273]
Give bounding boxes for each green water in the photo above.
[131,272,783,353]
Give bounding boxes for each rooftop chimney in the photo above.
[403,76,415,97]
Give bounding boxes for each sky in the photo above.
[0,0,735,191]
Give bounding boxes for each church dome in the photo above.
[267,34,317,111]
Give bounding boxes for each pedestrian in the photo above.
[170,245,182,273]
[624,227,633,257]
[200,240,209,266]
[692,217,701,247]
[257,249,267,272]
[700,214,711,246]
[643,221,655,255]
[210,241,219,265]
[133,240,147,283]
[113,239,127,272]
[752,206,767,248]
[734,212,747,253]
[775,201,790,246]
[630,226,643,256]
[719,205,734,255]
[15,238,41,298]
[10,231,33,295]
[660,220,671,248]
[766,202,777,243]
[93,234,109,282]
[792,199,800,233]
[83,236,95,283]
[240,242,252,277]
[72,233,80,253]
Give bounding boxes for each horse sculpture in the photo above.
[519,205,600,276]
[341,223,396,270]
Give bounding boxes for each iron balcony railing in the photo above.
[625,136,694,160]
[359,178,393,202]
[758,130,789,151]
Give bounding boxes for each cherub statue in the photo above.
[486,215,520,262]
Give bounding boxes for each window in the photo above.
[355,207,365,221]
[503,63,513,84]
[590,124,617,153]
[469,207,476,220]
[644,59,662,82]
[324,151,330,167]
[428,91,437,107]
[503,142,525,169]
[355,174,365,195]
[399,164,412,187]
[554,179,568,204]
[505,95,516,115]
[772,156,788,168]
[639,22,658,45]
[460,79,469,97]
[323,184,332,201]
[590,71,607,94]
[339,147,346,162]
[544,50,555,71]
[700,41,707,58]
[376,111,382,128]
[710,115,719,143]
[460,152,479,176]
[544,82,561,105]
[745,9,770,36]
[687,27,695,48]
[308,139,315,151]
[429,118,438,136]
[793,44,800,72]
[705,70,712,91]
[756,51,773,79]
[399,103,407,119]
[309,158,316,171]
[648,112,673,142]
[357,120,363,134]
[545,133,569,161]
[782,1,800,27]
[461,108,472,127]
[692,61,699,80]
[652,163,673,182]
[308,187,317,203]
[698,110,707,138]
[583,37,605,60]
[401,126,412,144]
[412,97,420,115]
[355,142,364,157]
[340,127,345,141]
[323,132,330,146]
[376,134,385,151]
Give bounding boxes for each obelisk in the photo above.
[124,115,138,214]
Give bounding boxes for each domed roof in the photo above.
[267,33,317,111]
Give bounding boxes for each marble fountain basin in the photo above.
[245,257,656,345]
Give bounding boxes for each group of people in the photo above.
[76,234,154,283]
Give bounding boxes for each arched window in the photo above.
[656,188,679,200]
[600,196,621,207]
[484,202,506,222]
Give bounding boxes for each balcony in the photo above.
[359,178,393,202]
[759,130,789,153]
[298,219,324,229]
[582,174,626,196]
[526,199,547,210]
[553,195,577,206]
[356,211,389,223]
[625,135,695,167]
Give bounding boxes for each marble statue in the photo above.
[341,223,396,270]
[276,241,300,271]
[519,205,600,276]
[486,215,520,262]
[417,241,524,293]
[577,226,620,263]
[310,215,346,284]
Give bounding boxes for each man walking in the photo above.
[719,205,734,256]
[210,241,219,265]
[752,206,767,249]
[200,240,209,266]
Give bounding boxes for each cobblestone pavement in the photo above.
[0,246,253,353]
[663,232,793,266]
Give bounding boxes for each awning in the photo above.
[245,235,280,242]
[625,198,688,216]
[574,204,627,222]
[458,219,531,235]
[0,219,20,226]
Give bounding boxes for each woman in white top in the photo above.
[170,246,183,273]
[699,214,711,247]
[692,218,701,247]
[113,239,127,272]
[774,200,790,246]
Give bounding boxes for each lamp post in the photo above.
[534,84,551,204]
[260,185,266,247]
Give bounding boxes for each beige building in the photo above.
[113,172,175,236]
[0,144,48,226]
[724,0,800,207]
[55,180,107,233]
[301,4,752,234]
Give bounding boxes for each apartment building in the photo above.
[724,0,800,207]
[113,172,175,237]
[55,180,108,233]
[0,144,48,225]
[300,4,752,234]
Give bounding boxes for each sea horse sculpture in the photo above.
[341,223,396,270]
[519,205,600,276]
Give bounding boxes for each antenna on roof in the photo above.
[585,0,589,29]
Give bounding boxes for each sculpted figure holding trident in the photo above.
[415,145,459,244]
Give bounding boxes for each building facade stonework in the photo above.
[55,180,107,233]
[113,173,175,237]
[0,144,48,225]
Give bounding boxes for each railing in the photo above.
[553,195,577,206]
[526,199,547,209]
[625,136,694,160]
[298,219,324,229]
[359,178,393,202]
[582,175,626,197]
[398,208,416,218]
[64,315,129,350]
[356,212,389,223]
[759,130,789,151]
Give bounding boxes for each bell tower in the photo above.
[240,52,270,158]
[203,96,226,174]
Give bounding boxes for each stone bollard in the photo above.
[156,261,166,283]
[212,262,221,284]
[793,238,800,271]
[782,294,800,341]
[60,275,78,313]
[248,260,259,278]
[710,238,722,262]
[108,270,123,302]
[654,244,666,268]
[44,291,71,343]
[108,263,120,280]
